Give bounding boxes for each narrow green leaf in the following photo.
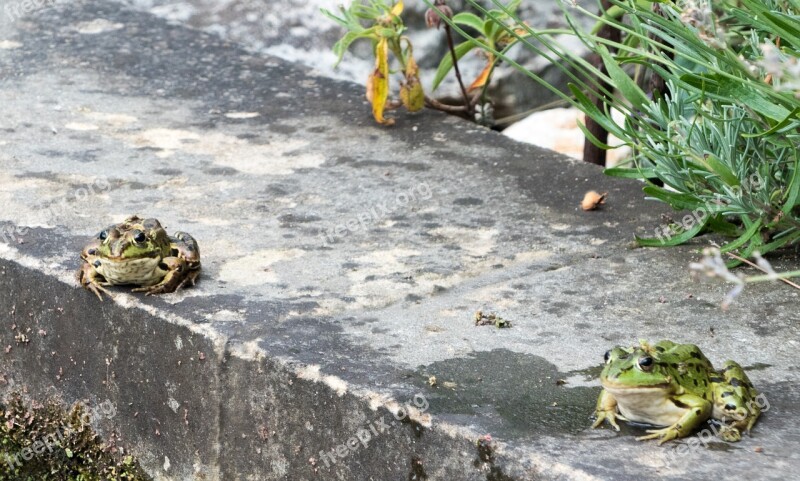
[331,30,376,66]
[739,0,800,47]
[452,12,484,33]
[484,16,500,43]
[729,235,765,267]
[742,107,800,138]
[720,218,762,253]
[431,40,478,91]
[680,73,790,121]
[706,216,741,237]
[320,7,351,30]
[761,232,800,254]
[643,185,705,210]
[604,166,657,179]
[701,153,740,187]
[568,83,625,138]
[782,155,800,213]
[575,119,616,150]
[506,0,522,15]
[597,44,649,110]
[733,232,796,266]
[636,216,708,247]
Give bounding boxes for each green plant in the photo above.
[322,1,529,124]
[445,0,799,265]
[428,0,532,100]
[322,1,423,125]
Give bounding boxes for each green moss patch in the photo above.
[0,392,150,481]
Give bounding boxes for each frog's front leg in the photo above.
[592,389,622,431]
[76,259,112,301]
[637,394,711,445]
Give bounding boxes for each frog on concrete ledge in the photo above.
[592,340,762,444]
[77,215,201,301]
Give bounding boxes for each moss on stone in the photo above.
[0,392,150,481]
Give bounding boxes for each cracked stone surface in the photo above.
[0,1,799,480]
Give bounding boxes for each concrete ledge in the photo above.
[1,1,798,480]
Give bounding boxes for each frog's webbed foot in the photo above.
[592,410,622,431]
[717,424,743,442]
[637,425,681,445]
[592,389,622,431]
[717,412,756,442]
[180,267,201,288]
[132,279,179,296]
[88,283,112,301]
[131,257,197,296]
[76,263,112,301]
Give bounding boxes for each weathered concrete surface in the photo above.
[0,1,799,480]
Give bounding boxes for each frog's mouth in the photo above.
[101,253,160,263]
[601,379,672,391]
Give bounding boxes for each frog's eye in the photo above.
[603,350,612,364]
[638,356,654,371]
[133,230,147,244]
[724,403,736,411]
[98,230,108,240]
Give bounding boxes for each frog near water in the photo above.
[592,340,761,444]
[77,215,201,300]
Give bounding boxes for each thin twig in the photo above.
[721,249,800,290]
[443,23,473,116]
[424,95,469,113]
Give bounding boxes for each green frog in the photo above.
[77,215,201,301]
[592,340,761,444]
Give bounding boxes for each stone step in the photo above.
[0,1,797,480]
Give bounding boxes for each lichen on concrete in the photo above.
[0,392,150,480]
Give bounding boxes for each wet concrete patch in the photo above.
[416,350,598,440]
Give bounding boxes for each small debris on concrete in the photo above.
[581,190,607,211]
[474,310,512,328]
[476,434,495,463]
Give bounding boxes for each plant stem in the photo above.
[745,271,800,284]
[722,250,800,290]
[443,23,472,116]
[424,96,469,114]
